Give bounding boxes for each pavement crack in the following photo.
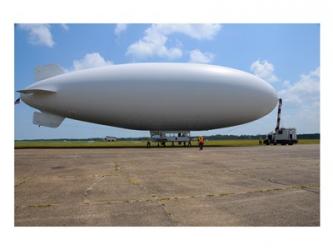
[83,184,320,207]
[18,184,319,210]
[83,162,121,204]
[28,203,56,208]
[15,176,31,188]
[83,175,107,203]
[157,201,178,226]
[267,178,288,186]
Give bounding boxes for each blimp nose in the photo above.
[267,83,278,105]
[260,80,279,115]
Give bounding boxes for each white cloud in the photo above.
[60,24,69,31]
[189,49,214,63]
[151,24,222,40]
[127,32,182,59]
[126,24,222,60]
[277,67,320,132]
[282,80,291,88]
[73,53,113,70]
[114,24,127,35]
[250,59,278,83]
[278,67,320,105]
[248,61,320,132]
[18,24,55,47]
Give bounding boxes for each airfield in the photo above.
[15,142,319,226]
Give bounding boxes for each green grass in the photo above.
[296,139,320,144]
[15,139,319,149]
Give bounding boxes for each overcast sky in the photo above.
[14,24,320,139]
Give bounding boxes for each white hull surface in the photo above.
[20,63,278,130]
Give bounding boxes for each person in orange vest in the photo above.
[198,136,205,150]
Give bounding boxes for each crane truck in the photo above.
[263,98,298,145]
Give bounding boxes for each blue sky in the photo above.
[14,24,320,139]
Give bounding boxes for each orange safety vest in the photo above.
[199,137,204,144]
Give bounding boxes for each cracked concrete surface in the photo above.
[15,144,319,226]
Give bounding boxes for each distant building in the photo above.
[105,136,117,142]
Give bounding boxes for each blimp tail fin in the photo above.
[35,64,64,81]
[17,87,56,94]
[33,111,65,128]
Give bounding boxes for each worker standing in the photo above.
[198,136,205,150]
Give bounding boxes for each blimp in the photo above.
[17,63,277,145]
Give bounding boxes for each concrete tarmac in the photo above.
[15,144,319,226]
